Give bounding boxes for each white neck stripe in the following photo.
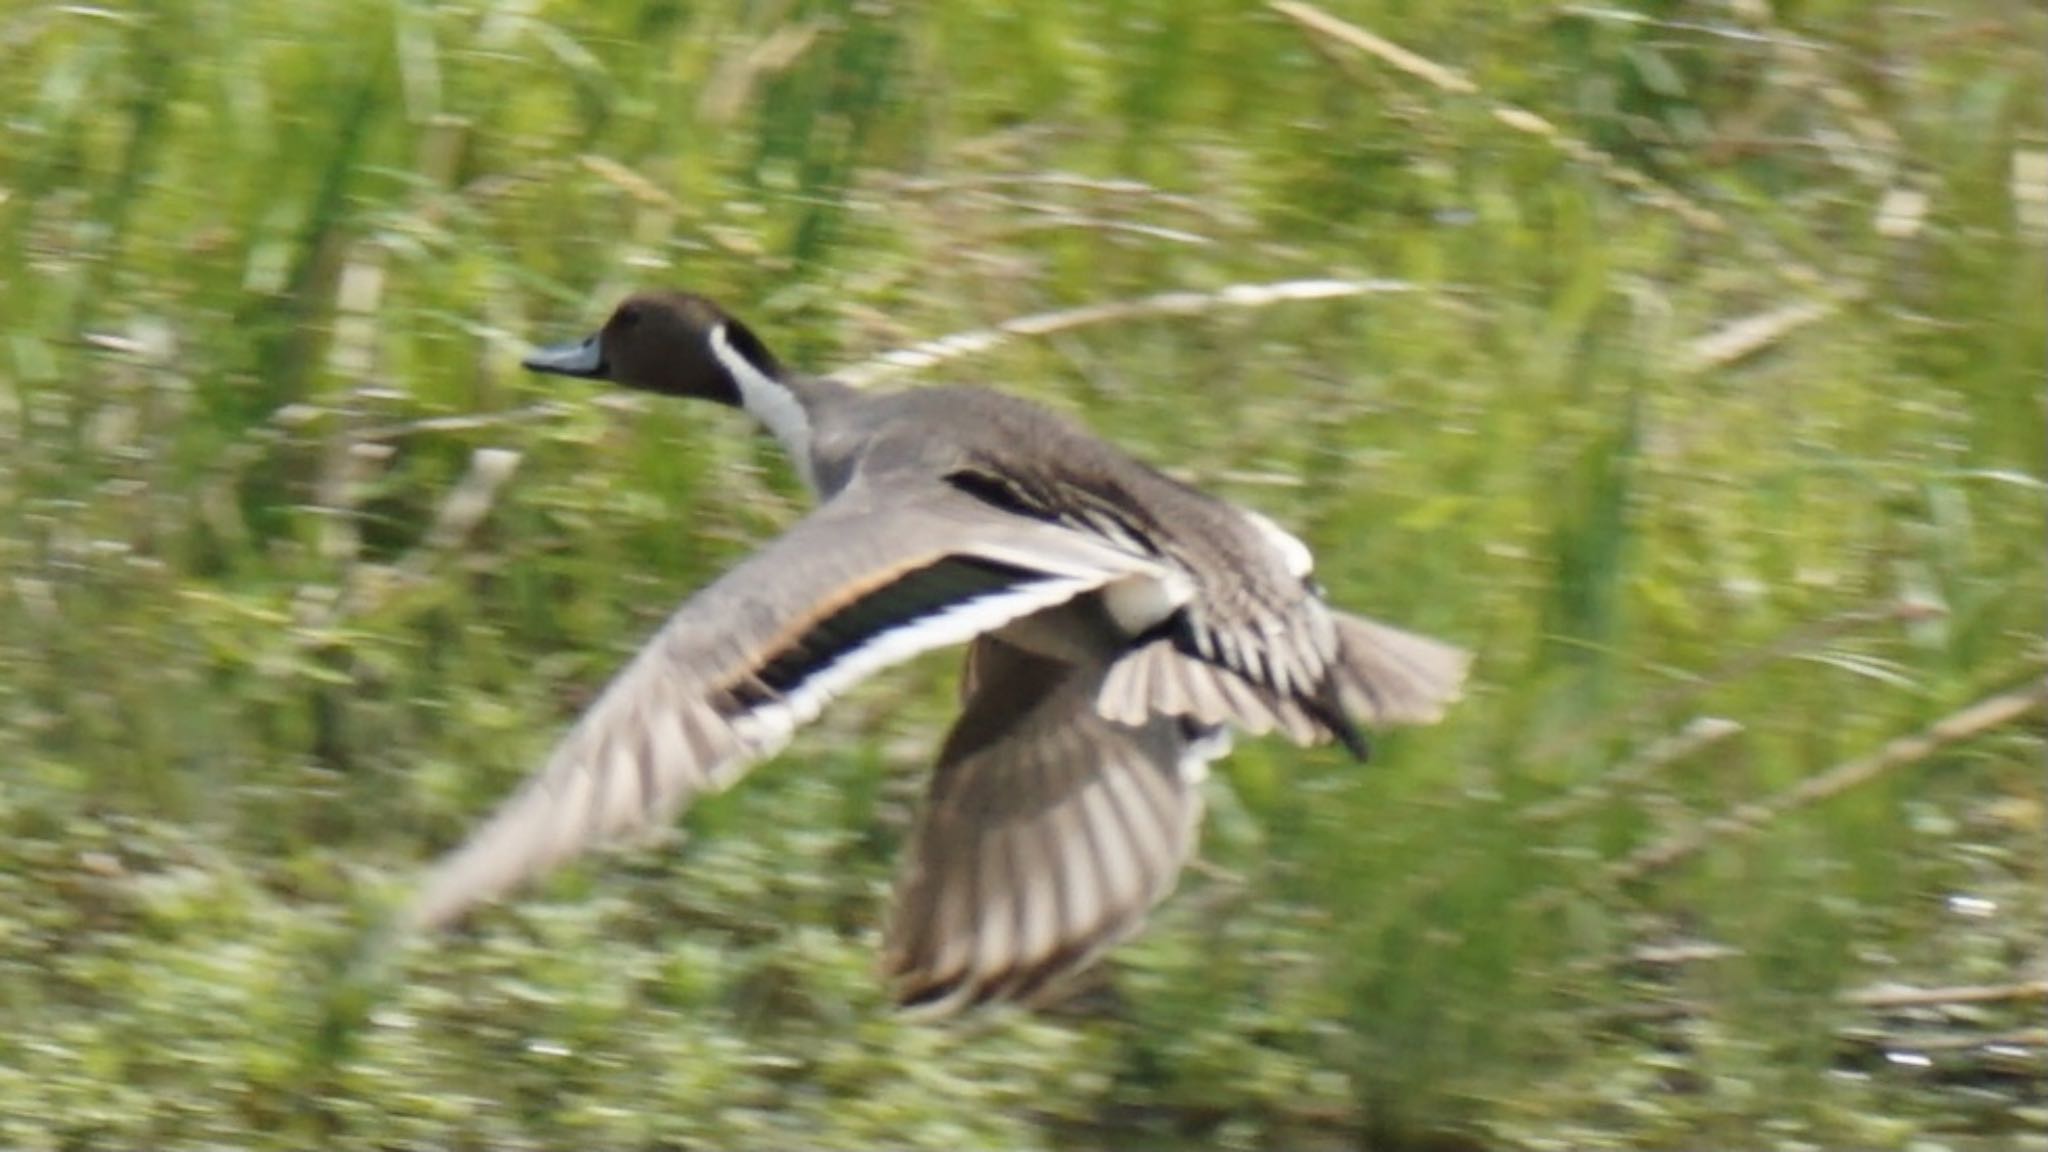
[710,323,816,492]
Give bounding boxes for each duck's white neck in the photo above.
[710,323,816,492]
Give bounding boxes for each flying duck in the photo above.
[411,290,1469,1013]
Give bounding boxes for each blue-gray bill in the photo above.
[522,334,606,378]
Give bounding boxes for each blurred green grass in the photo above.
[1,0,2043,1148]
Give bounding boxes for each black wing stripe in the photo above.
[729,555,1045,708]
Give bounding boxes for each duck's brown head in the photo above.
[522,291,782,406]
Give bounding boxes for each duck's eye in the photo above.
[613,305,643,331]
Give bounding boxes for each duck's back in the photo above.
[836,383,1314,631]
[841,385,1221,528]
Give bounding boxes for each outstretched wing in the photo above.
[883,637,1228,1013]
[409,483,1168,931]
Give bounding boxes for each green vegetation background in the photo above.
[1,0,2042,1147]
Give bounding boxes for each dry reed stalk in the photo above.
[836,277,1422,387]
[1614,679,2047,882]
[1844,980,2048,1010]
[1267,0,1846,300]
[1682,299,1838,372]
[1522,715,1745,826]
[887,171,1231,222]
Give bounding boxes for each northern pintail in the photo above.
[411,290,1469,1012]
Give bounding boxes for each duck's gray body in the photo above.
[807,381,1323,674]
[412,292,1468,1012]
